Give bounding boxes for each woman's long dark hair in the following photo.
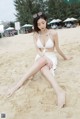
[33,12,48,32]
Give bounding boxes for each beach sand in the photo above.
[0,26,80,119]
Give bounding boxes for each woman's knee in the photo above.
[38,57,47,66]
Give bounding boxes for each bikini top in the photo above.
[36,32,54,49]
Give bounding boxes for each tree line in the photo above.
[14,0,80,25]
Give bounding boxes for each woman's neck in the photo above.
[39,28,48,35]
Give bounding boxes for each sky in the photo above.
[0,0,16,22]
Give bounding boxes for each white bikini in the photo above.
[36,35,54,49]
[35,32,57,76]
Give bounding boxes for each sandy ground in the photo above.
[0,26,80,119]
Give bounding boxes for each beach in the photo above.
[0,26,80,119]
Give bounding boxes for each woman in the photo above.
[7,12,71,108]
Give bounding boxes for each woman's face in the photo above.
[37,18,47,31]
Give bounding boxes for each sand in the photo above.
[0,26,80,119]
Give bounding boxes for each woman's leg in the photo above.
[40,65,65,108]
[7,57,48,96]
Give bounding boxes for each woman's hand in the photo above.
[6,88,15,97]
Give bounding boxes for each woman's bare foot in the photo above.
[6,88,15,97]
[57,90,66,108]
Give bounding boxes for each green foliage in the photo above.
[64,0,80,3]
[14,0,48,25]
[14,0,80,24]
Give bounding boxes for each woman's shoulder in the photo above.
[33,32,39,39]
[49,29,58,36]
[33,32,38,41]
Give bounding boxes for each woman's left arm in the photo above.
[53,31,68,60]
